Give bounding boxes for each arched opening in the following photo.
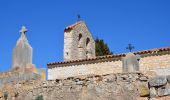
[78,34,83,48]
[78,34,82,41]
[86,38,91,58]
[86,38,90,46]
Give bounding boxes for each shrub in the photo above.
[35,95,43,100]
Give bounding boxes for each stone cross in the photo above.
[19,26,28,34]
[126,43,135,52]
[12,25,32,69]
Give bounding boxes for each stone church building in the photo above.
[64,21,95,61]
[48,21,170,80]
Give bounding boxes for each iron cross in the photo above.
[126,43,135,52]
[77,14,81,21]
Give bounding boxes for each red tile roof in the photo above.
[47,47,170,68]
[64,21,82,31]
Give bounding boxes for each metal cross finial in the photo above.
[19,26,28,34]
[77,14,81,21]
[126,43,135,52]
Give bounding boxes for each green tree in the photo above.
[95,37,113,56]
[35,95,43,100]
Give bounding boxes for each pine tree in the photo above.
[95,37,113,56]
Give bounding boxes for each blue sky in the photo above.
[0,0,170,71]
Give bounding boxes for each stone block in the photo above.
[157,86,170,97]
[139,84,149,97]
[166,75,170,83]
[150,87,157,97]
[144,71,157,78]
[149,76,167,87]
[139,76,148,81]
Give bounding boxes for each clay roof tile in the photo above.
[64,21,82,31]
[47,47,170,67]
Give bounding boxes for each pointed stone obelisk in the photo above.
[12,26,33,69]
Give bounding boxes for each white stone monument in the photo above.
[122,53,140,72]
[12,26,33,69]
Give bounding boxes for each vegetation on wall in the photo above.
[95,37,113,56]
[35,95,43,100]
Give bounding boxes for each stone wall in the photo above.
[48,52,170,80]
[48,61,122,80]
[0,73,148,100]
[140,54,170,76]
[0,66,46,85]
[0,72,39,86]
[1,73,170,100]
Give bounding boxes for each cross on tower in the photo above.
[126,43,135,52]
[19,26,28,34]
[77,14,81,21]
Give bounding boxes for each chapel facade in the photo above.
[64,21,96,61]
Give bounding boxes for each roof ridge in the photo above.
[64,21,82,31]
[47,46,170,67]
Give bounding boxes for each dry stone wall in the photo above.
[1,73,170,100]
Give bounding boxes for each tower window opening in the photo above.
[86,38,90,46]
[78,34,82,41]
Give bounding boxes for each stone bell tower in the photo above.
[12,26,33,69]
[64,21,95,61]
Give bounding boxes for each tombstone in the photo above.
[122,53,140,72]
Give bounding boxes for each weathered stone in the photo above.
[150,95,170,100]
[0,73,149,100]
[166,75,170,83]
[2,73,170,100]
[157,86,170,96]
[104,75,116,83]
[139,76,148,81]
[64,21,95,61]
[149,76,167,87]
[12,26,32,69]
[150,87,157,97]
[139,84,149,97]
[76,81,84,85]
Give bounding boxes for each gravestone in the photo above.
[122,53,140,72]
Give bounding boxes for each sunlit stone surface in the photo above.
[12,26,32,69]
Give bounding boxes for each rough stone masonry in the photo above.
[1,21,170,100]
[1,73,170,100]
[64,21,95,61]
[48,21,170,80]
[48,47,170,80]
